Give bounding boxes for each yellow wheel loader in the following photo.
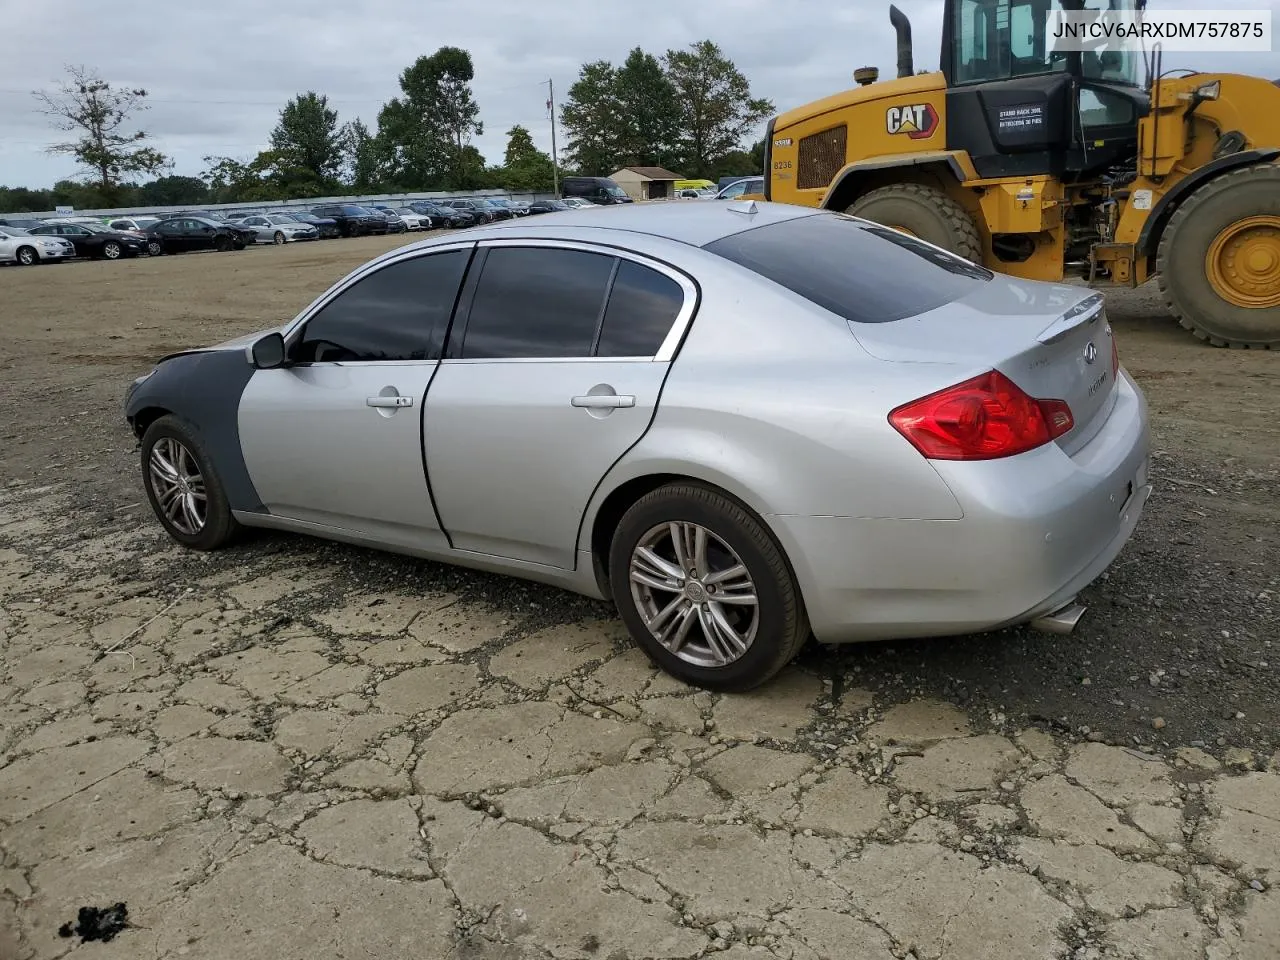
[761,0,1280,348]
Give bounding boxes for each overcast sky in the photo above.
[1,0,1277,189]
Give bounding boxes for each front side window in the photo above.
[294,250,470,363]
[460,247,615,359]
[705,213,992,324]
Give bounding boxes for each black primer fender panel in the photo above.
[124,350,263,513]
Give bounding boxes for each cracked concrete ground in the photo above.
[2,485,1278,960]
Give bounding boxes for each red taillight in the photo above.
[889,370,1074,461]
[1110,329,1119,378]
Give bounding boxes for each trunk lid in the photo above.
[849,277,1118,452]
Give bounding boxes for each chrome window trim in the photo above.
[455,236,699,364]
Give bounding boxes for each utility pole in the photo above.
[547,78,560,198]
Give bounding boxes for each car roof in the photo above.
[457,199,819,248]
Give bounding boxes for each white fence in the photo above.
[11,189,559,221]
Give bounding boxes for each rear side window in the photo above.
[461,247,615,359]
[596,260,685,357]
[704,213,992,324]
[295,250,469,363]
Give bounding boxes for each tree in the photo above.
[497,125,554,192]
[560,61,625,176]
[662,41,773,178]
[270,92,345,184]
[343,119,384,191]
[614,48,680,168]
[378,46,483,189]
[33,65,168,200]
[137,175,209,207]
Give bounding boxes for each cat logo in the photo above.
[885,103,939,139]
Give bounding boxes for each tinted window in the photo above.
[295,251,469,363]
[461,247,614,359]
[341,205,368,215]
[596,260,685,357]
[704,213,992,324]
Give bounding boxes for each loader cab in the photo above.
[939,0,1151,180]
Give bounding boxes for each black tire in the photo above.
[102,241,122,260]
[272,231,285,245]
[608,482,809,692]
[15,245,38,266]
[214,235,232,252]
[846,182,984,263]
[1156,163,1280,349]
[140,415,241,551]
[147,240,163,257]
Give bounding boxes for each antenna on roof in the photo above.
[727,200,758,215]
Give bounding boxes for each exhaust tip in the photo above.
[1029,600,1087,636]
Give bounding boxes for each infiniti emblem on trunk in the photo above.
[1084,342,1098,364]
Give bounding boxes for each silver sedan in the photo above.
[238,214,319,244]
[0,226,75,265]
[124,202,1150,691]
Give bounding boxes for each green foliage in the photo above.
[378,46,483,190]
[271,92,346,184]
[32,65,169,200]
[496,125,555,192]
[663,41,773,179]
[560,61,624,176]
[343,119,384,192]
[137,175,208,206]
[615,48,681,168]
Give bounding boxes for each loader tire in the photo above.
[1157,163,1280,349]
[846,183,983,264]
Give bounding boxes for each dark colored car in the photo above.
[311,204,388,237]
[270,211,341,239]
[368,208,408,234]
[28,221,147,260]
[443,198,509,223]
[144,216,249,255]
[486,197,529,217]
[409,201,474,228]
[560,176,633,205]
[526,199,571,215]
[0,217,46,230]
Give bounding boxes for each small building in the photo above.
[608,166,685,201]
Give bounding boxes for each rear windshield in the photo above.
[703,213,992,324]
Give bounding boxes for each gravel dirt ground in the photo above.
[1,236,1277,959]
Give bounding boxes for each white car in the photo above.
[0,226,75,265]
[391,207,430,230]
[237,215,320,245]
[558,197,599,210]
[106,216,161,235]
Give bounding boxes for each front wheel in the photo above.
[846,182,984,263]
[1157,163,1280,348]
[140,415,241,550]
[15,245,38,266]
[609,483,809,691]
[102,241,122,260]
[273,231,285,245]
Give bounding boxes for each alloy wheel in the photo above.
[149,437,207,535]
[629,521,759,668]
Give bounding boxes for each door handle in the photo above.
[367,395,413,408]
[571,394,635,409]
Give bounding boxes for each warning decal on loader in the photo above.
[885,103,939,139]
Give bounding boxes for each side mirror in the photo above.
[250,332,287,370]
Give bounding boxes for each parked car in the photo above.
[28,222,147,260]
[273,211,341,239]
[237,214,320,245]
[715,177,765,200]
[124,202,1150,691]
[106,216,161,234]
[409,201,474,228]
[390,207,430,230]
[487,198,529,217]
[144,216,249,255]
[526,199,571,215]
[443,198,507,222]
[557,197,598,211]
[311,203,388,237]
[0,226,75,265]
[561,176,633,205]
[371,209,408,234]
[0,217,45,230]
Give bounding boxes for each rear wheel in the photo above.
[1157,163,1280,348]
[846,183,983,263]
[147,240,163,257]
[609,483,809,692]
[15,245,37,266]
[140,415,241,550]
